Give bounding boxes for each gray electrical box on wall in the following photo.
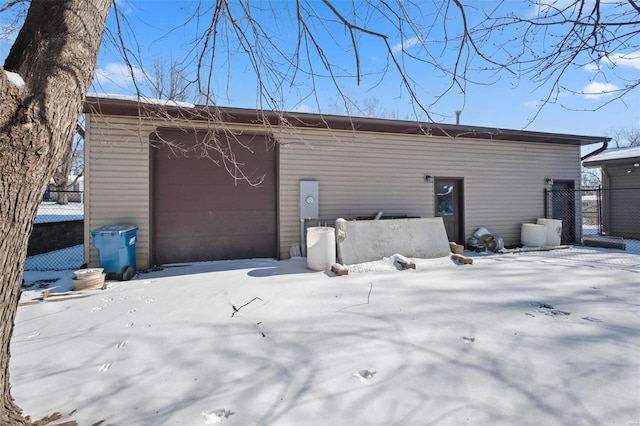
[299,180,319,219]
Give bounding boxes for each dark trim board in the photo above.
[85,96,609,147]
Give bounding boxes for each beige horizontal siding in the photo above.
[84,115,155,270]
[277,128,580,253]
[606,164,639,188]
[85,114,275,269]
[603,164,640,236]
[86,112,582,265]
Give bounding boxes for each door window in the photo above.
[437,183,454,216]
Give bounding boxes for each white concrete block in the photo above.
[336,217,451,265]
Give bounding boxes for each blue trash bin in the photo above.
[91,224,138,281]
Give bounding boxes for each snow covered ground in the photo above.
[24,244,84,271]
[13,248,640,425]
[34,201,84,224]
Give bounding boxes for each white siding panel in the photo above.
[277,129,580,253]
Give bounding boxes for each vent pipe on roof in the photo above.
[455,110,462,125]
[581,140,609,161]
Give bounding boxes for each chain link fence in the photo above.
[25,191,85,271]
[545,187,640,254]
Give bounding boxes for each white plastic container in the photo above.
[521,223,546,247]
[473,227,490,238]
[306,227,336,271]
[537,218,562,246]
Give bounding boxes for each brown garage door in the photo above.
[152,129,277,264]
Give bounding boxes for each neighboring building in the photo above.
[583,146,640,238]
[83,95,609,270]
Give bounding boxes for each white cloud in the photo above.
[391,36,423,53]
[524,100,541,109]
[115,0,135,15]
[291,103,313,113]
[605,51,640,70]
[529,0,591,18]
[585,51,640,72]
[584,62,600,73]
[579,81,621,99]
[94,62,144,87]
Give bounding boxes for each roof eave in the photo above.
[83,95,610,146]
[584,156,640,167]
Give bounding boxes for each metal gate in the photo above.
[545,187,640,253]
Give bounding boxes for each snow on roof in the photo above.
[4,70,25,88]
[584,145,640,164]
[84,95,610,146]
[87,92,195,108]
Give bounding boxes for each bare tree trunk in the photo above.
[0,1,111,423]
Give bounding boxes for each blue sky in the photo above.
[1,0,639,144]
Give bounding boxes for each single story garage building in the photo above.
[83,95,608,270]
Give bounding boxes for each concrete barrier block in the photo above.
[336,217,451,265]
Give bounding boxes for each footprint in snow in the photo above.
[582,317,603,323]
[530,302,570,316]
[99,362,112,372]
[201,409,234,424]
[543,309,570,316]
[531,302,554,310]
[91,298,114,313]
[353,370,376,382]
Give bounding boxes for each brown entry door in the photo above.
[435,178,464,244]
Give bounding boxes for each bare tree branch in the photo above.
[628,0,640,14]
[0,0,26,14]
